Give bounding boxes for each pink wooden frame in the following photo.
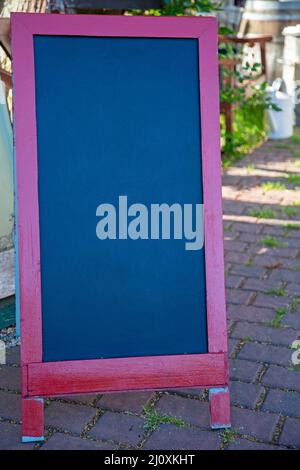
[12,13,230,441]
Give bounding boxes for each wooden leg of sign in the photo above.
[209,386,231,429]
[22,397,44,443]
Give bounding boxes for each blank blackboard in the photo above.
[34,36,207,362]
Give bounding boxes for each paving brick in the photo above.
[227,439,282,450]
[98,391,154,414]
[155,394,210,427]
[88,411,144,447]
[253,255,283,268]
[284,259,300,270]
[242,278,281,293]
[231,322,297,347]
[278,238,300,249]
[279,417,300,448]
[238,343,292,367]
[270,269,300,283]
[262,365,300,392]
[60,394,100,406]
[263,226,300,238]
[229,264,265,278]
[253,293,289,310]
[0,365,20,391]
[230,381,263,408]
[285,283,300,296]
[226,275,244,289]
[224,240,247,252]
[224,234,239,244]
[225,252,251,265]
[262,390,300,417]
[231,406,278,441]
[45,401,97,434]
[228,338,238,357]
[0,421,34,450]
[250,246,299,259]
[238,232,264,243]
[283,313,300,329]
[223,201,246,216]
[227,305,274,323]
[143,423,220,450]
[167,388,205,398]
[222,174,242,186]
[229,359,261,382]
[231,222,263,234]
[0,390,21,421]
[41,433,118,450]
[226,288,253,305]
[5,346,20,366]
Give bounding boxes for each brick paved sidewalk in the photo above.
[1,139,300,450]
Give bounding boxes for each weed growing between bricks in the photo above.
[220,428,238,448]
[143,403,187,432]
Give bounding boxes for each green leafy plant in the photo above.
[127,0,222,16]
[128,2,277,161]
[291,134,300,145]
[220,61,280,159]
[221,428,238,446]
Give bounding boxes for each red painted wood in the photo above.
[22,397,44,438]
[11,15,43,366]
[11,12,217,39]
[199,28,228,355]
[26,354,226,397]
[21,365,28,398]
[209,387,231,429]
[12,14,230,429]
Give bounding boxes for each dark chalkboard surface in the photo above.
[33,36,207,362]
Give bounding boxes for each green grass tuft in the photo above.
[269,307,288,328]
[262,181,286,191]
[286,173,300,186]
[143,403,187,432]
[285,223,300,230]
[246,164,255,173]
[266,286,287,297]
[282,206,299,218]
[248,208,276,219]
[290,297,300,313]
[259,236,284,248]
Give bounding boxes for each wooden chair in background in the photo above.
[219,34,273,135]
